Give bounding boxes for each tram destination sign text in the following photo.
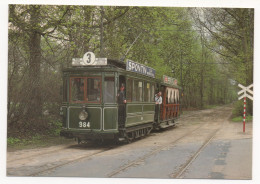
[163,75,178,86]
[126,59,155,78]
[72,58,107,66]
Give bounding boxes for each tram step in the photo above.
[118,137,126,141]
[160,122,175,128]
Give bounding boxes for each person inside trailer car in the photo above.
[155,91,162,105]
[154,91,162,121]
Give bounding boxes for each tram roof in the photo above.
[160,82,182,90]
[63,59,125,71]
[63,59,181,89]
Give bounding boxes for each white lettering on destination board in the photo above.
[127,60,155,78]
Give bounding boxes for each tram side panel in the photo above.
[103,107,118,130]
[125,104,143,127]
[143,104,155,123]
[125,103,155,127]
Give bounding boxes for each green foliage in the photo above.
[232,100,253,118]
[232,100,244,117]
[48,120,63,136]
[232,115,253,122]
[7,137,22,145]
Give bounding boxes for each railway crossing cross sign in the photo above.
[237,83,253,133]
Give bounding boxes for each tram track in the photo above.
[29,121,207,177]
[171,125,222,178]
[172,110,231,179]
[33,121,224,177]
[7,141,121,176]
[107,109,231,178]
[106,121,212,178]
[7,140,120,164]
[29,145,116,176]
[7,144,76,164]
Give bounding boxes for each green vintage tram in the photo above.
[60,52,181,143]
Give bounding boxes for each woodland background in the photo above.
[8,5,254,138]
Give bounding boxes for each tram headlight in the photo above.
[79,110,88,120]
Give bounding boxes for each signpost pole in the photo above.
[243,97,246,133]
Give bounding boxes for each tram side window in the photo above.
[167,89,169,104]
[173,90,176,104]
[139,81,143,101]
[133,80,143,102]
[71,77,85,102]
[87,78,101,102]
[126,78,133,101]
[144,82,151,102]
[169,89,173,103]
[150,84,155,102]
[177,89,179,103]
[104,77,115,103]
[133,80,137,101]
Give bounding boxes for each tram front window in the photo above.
[70,77,101,103]
[71,77,85,102]
[87,78,101,102]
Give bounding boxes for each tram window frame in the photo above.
[176,89,179,103]
[150,83,155,102]
[103,76,115,103]
[126,78,133,102]
[69,76,102,104]
[169,89,173,104]
[173,89,176,104]
[133,80,143,102]
[70,77,86,103]
[144,81,151,102]
[86,77,102,103]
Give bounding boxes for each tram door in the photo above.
[118,75,126,128]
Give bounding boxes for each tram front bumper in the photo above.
[60,129,118,141]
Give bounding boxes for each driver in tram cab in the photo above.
[118,84,127,128]
[154,91,162,121]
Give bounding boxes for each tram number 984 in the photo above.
[79,121,90,128]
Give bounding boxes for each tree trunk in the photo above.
[26,5,43,120]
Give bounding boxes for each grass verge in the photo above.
[7,135,75,152]
[232,115,253,122]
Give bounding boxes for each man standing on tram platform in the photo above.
[155,91,162,105]
[154,91,162,122]
[118,84,126,128]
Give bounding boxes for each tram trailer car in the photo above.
[60,52,181,143]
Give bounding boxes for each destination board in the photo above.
[126,59,155,78]
[72,52,107,66]
[163,75,178,86]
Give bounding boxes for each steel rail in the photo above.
[171,126,221,178]
[29,145,117,176]
[171,112,230,178]
[7,144,76,164]
[107,122,209,178]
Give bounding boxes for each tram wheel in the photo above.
[126,132,134,143]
